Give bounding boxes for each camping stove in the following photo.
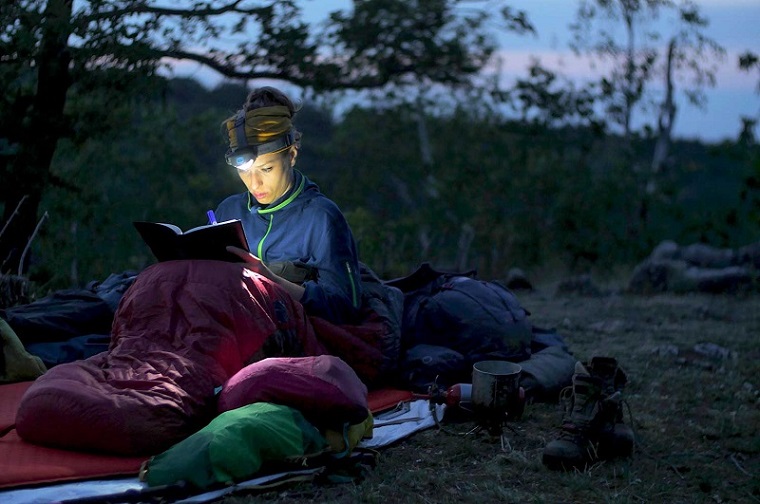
[421,361,526,445]
[471,360,525,436]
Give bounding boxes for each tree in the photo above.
[738,50,759,144]
[0,0,533,275]
[569,0,724,245]
[512,60,600,130]
[569,0,724,140]
[737,50,760,241]
[739,51,760,92]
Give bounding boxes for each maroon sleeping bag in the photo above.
[15,260,326,455]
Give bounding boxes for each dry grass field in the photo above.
[220,286,759,504]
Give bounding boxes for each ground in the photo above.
[224,288,760,504]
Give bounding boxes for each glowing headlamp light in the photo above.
[225,131,295,170]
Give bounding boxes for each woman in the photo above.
[217,86,362,325]
[15,87,369,455]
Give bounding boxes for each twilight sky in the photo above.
[172,0,759,143]
[496,0,759,142]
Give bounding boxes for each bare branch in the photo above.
[81,0,267,22]
[0,195,29,243]
[158,48,411,90]
[18,211,48,277]
[159,48,300,83]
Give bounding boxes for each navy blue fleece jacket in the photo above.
[214,170,362,324]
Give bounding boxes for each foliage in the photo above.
[7,72,755,291]
[324,102,756,280]
[737,50,760,229]
[566,0,728,268]
[30,79,244,288]
[1,0,533,274]
[569,0,725,138]
[1,2,753,288]
[512,61,601,130]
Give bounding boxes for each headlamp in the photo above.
[225,131,295,169]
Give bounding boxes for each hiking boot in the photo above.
[542,362,604,470]
[542,358,634,470]
[586,356,634,460]
[587,356,626,400]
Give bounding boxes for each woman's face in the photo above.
[237,148,297,205]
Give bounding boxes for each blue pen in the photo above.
[207,210,218,225]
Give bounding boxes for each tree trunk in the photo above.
[623,5,635,140]
[0,0,73,274]
[455,223,475,271]
[650,38,677,181]
[638,38,678,241]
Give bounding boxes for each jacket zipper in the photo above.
[257,215,274,260]
[345,261,359,308]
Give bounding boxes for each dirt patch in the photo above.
[225,291,760,503]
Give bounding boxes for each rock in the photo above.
[628,259,680,293]
[628,242,756,294]
[681,243,735,268]
[504,267,533,291]
[735,242,760,269]
[679,266,752,294]
[692,343,737,361]
[650,240,681,262]
[651,344,680,357]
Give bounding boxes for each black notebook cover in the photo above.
[134,219,249,263]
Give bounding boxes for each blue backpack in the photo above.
[387,264,533,390]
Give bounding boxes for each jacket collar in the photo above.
[247,169,306,214]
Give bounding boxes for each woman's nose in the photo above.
[245,171,262,187]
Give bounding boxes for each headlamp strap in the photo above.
[234,111,248,149]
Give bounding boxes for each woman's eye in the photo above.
[261,167,273,173]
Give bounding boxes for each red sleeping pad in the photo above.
[0,380,144,488]
[0,380,412,489]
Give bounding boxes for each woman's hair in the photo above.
[222,86,302,149]
[244,86,300,116]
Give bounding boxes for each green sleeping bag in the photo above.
[142,402,329,489]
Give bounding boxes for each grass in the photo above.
[221,289,759,503]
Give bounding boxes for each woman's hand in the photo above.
[226,246,275,280]
[226,245,306,301]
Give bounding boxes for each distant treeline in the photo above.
[29,78,759,290]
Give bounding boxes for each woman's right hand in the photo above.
[226,246,275,280]
[226,246,306,302]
